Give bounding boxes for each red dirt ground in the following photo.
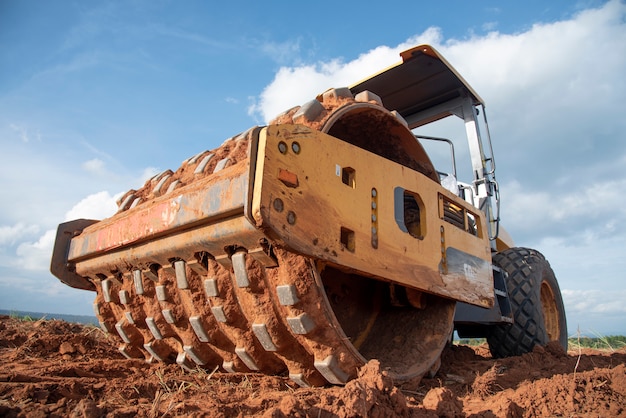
[0,315,624,417]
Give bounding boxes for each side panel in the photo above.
[251,124,494,308]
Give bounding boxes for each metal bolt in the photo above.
[371,188,377,197]
[278,141,288,154]
[291,142,301,154]
[273,198,284,212]
[287,211,296,225]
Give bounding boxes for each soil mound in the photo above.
[0,316,624,417]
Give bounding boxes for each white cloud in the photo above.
[248,28,445,122]
[81,158,106,175]
[4,190,121,273]
[255,38,302,65]
[64,190,121,222]
[563,289,626,315]
[0,223,40,246]
[562,289,626,336]
[14,229,56,271]
[481,21,498,32]
[503,176,626,235]
[9,123,39,143]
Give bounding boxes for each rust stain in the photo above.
[68,163,249,261]
[278,168,299,188]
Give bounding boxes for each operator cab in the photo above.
[350,45,500,243]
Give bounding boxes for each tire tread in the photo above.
[487,247,564,358]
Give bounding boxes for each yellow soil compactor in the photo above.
[51,45,567,386]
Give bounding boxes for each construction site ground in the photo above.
[0,315,624,417]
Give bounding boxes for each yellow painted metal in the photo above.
[495,225,515,252]
[251,124,494,308]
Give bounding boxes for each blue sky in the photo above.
[1,0,625,335]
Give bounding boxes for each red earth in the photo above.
[0,315,624,417]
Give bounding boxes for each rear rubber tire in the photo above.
[487,247,567,357]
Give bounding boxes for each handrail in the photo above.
[415,135,457,179]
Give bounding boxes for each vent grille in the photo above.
[439,194,479,237]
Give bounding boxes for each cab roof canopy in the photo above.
[350,45,484,129]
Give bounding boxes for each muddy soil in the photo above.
[0,315,624,417]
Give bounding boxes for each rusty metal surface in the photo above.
[68,162,249,263]
[50,219,98,290]
[73,216,267,278]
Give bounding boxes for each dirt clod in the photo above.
[70,399,100,418]
[422,387,463,417]
[0,315,625,417]
[59,341,76,355]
